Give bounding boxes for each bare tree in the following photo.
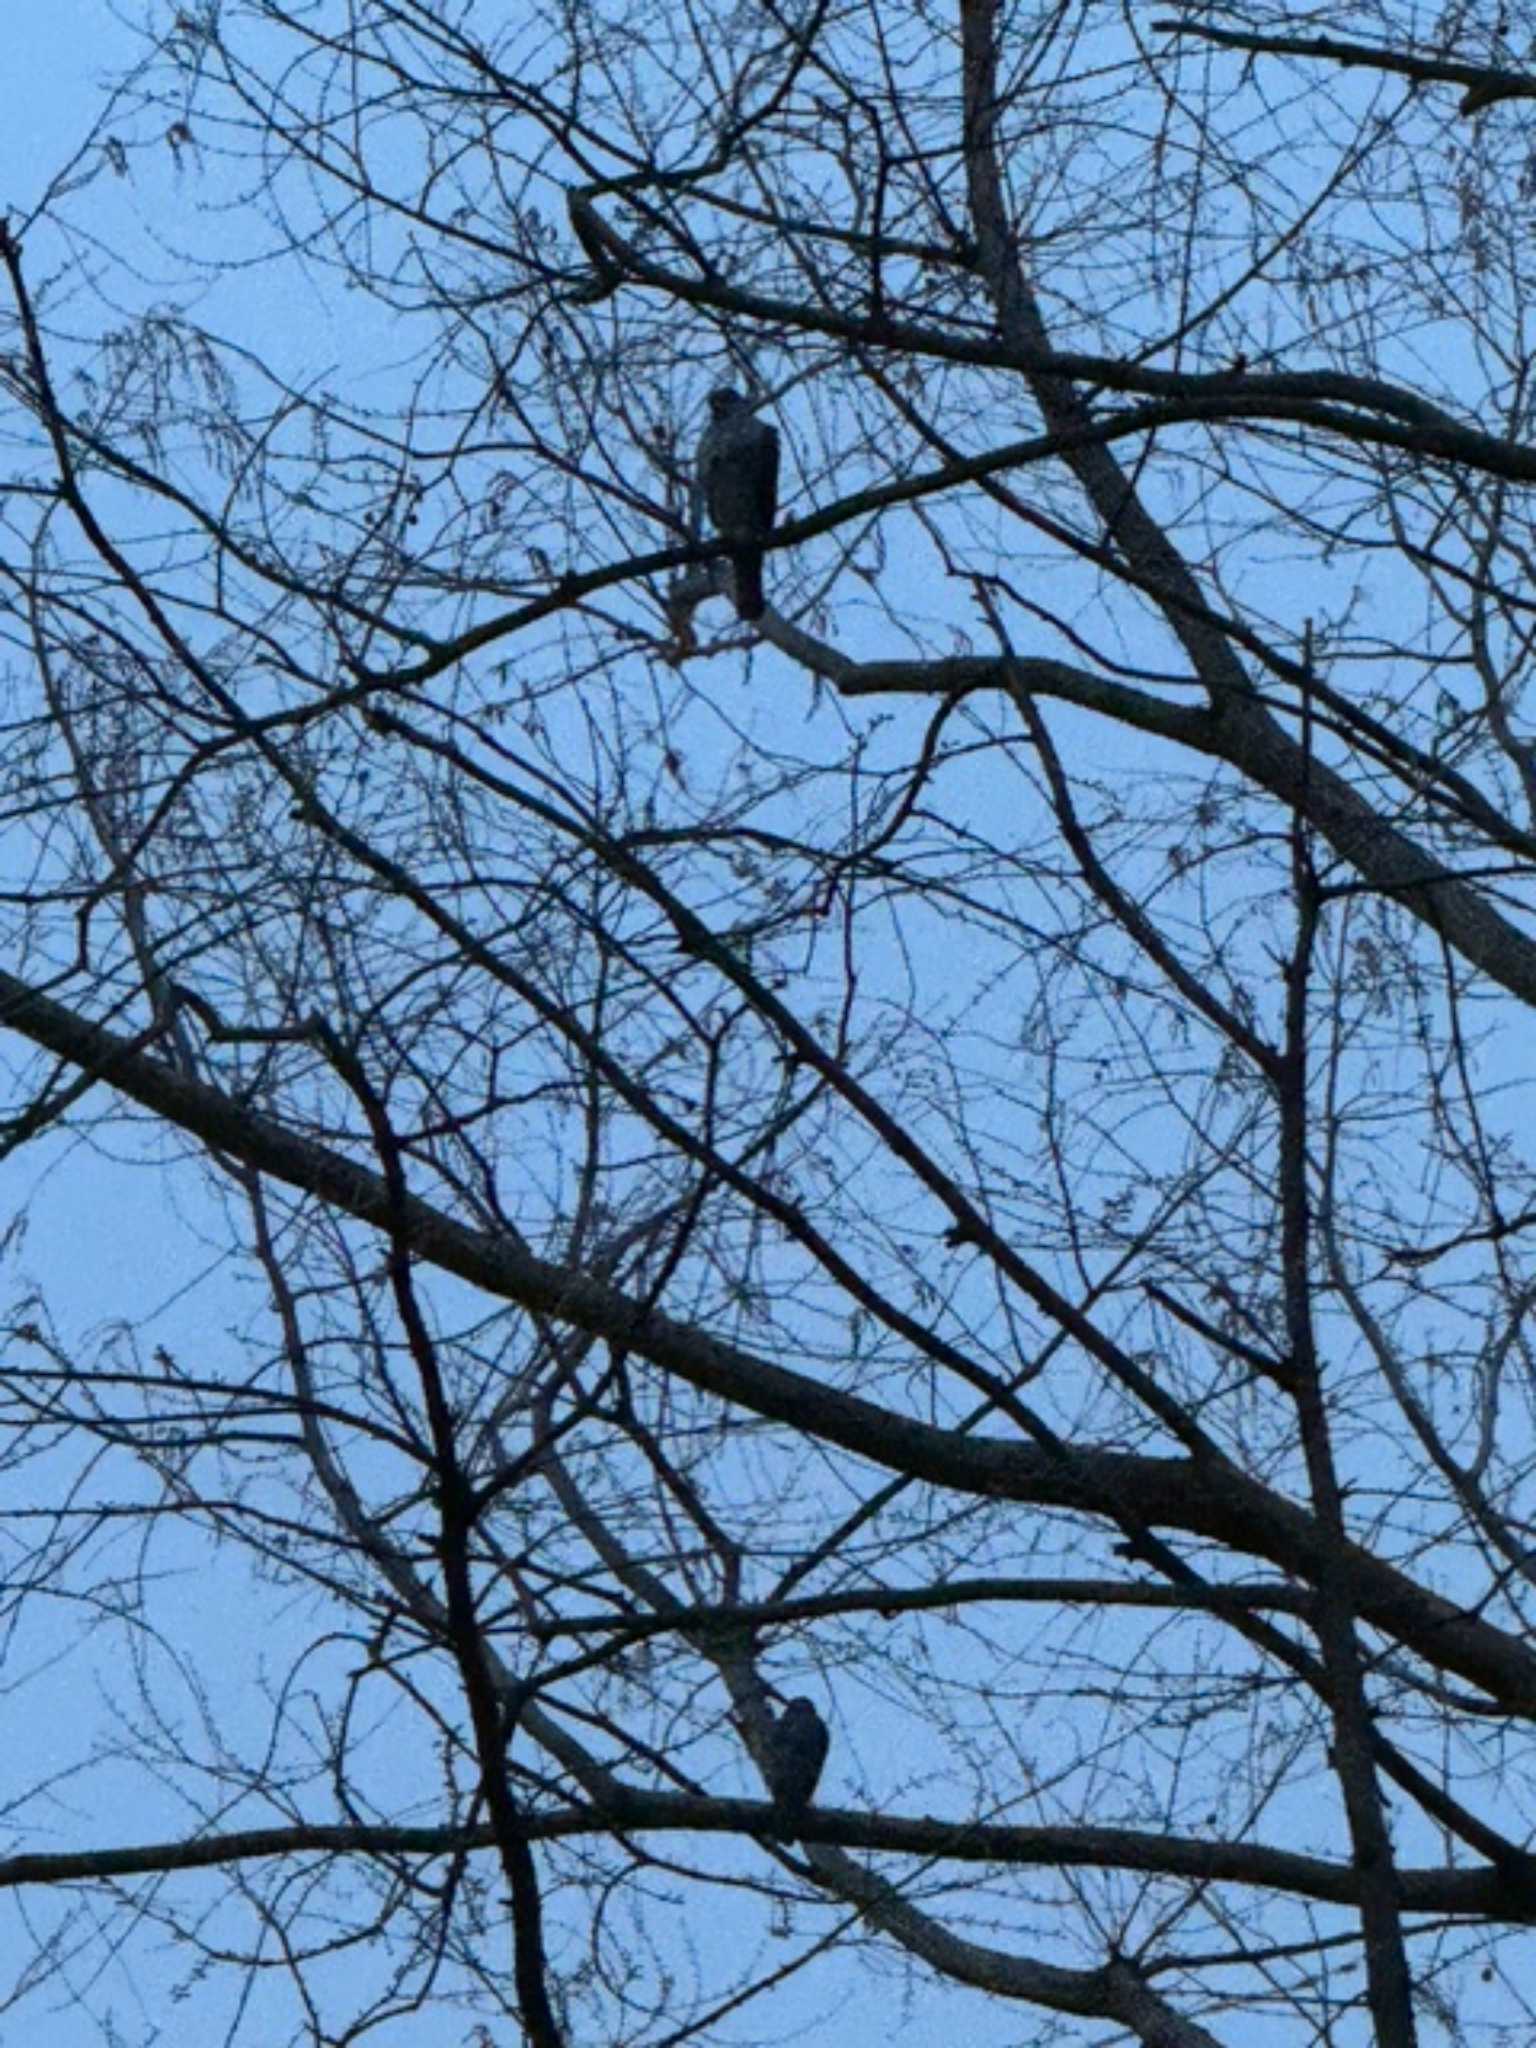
[5,3,1536,2043]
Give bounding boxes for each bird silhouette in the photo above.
[764,1696,829,1839]
[695,387,780,620]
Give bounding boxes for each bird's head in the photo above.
[708,386,748,417]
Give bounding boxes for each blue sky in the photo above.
[4,8,1532,2045]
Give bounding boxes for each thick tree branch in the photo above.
[2,967,1535,1714]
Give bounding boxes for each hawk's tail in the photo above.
[769,1793,802,1841]
[731,548,766,621]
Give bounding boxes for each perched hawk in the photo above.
[695,387,780,621]
[764,1696,829,1838]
